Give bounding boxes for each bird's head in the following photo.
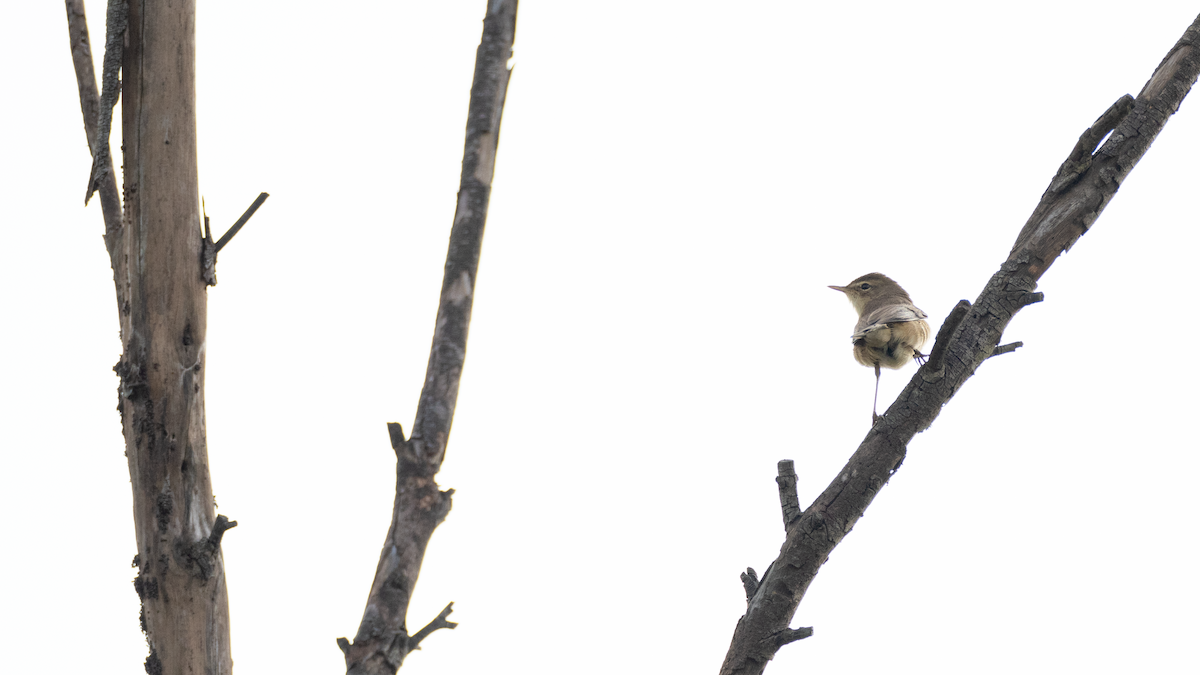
[829,273,907,314]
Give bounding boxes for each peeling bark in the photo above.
[720,13,1200,675]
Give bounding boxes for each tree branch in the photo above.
[64,0,122,256]
[83,0,126,209]
[720,13,1200,675]
[339,2,518,674]
[740,568,760,602]
[408,0,517,470]
[775,627,813,648]
[202,192,270,286]
[775,460,801,528]
[408,602,458,650]
[214,192,269,254]
[990,342,1023,358]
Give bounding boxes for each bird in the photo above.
[830,273,931,424]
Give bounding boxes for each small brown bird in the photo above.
[830,273,930,424]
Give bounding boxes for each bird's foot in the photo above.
[914,351,928,366]
[872,412,881,425]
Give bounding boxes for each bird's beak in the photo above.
[828,285,846,293]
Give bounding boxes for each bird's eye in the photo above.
[860,283,871,290]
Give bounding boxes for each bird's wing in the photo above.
[852,304,928,338]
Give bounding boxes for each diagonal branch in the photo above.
[408,0,517,471]
[338,2,518,674]
[82,0,126,210]
[64,0,123,257]
[202,192,271,286]
[720,13,1200,675]
[214,192,270,254]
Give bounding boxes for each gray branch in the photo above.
[408,0,517,470]
[202,192,270,286]
[83,0,127,208]
[775,460,801,528]
[740,568,760,602]
[990,342,1023,358]
[64,0,123,255]
[408,602,458,651]
[339,3,518,674]
[720,13,1200,675]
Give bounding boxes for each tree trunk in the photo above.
[115,1,234,673]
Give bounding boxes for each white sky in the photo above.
[2,1,1198,673]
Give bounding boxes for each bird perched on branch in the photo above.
[830,273,930,424]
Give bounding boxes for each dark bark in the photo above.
[720,13,1200,675]
[67,1,236,673]
[83,0,125,210]
[338,2,518,673]
[64,0,122,254]
[202,192,270,286]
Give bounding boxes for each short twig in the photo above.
[990,342,1023,358]
[408,602,458,651]
[214,192,270,253]
[776,460,801,528]
[1016,291,1044,308]
[178,514,237,581]
[775,627,814,648]
[387,422,407,455]
[741,567,760,601]
[208,514,238,547]
[201,193,269,286]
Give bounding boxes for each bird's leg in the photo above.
[871,362,881,425]
[914,350,928,366]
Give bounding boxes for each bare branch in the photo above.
[1016,291,1045,308]
[775,627,813,648]
[214,192,270,254]
[775,460,801,528]
[990,342,1023,358]
[202,192,270,286]
[387,422,407,456]
[83,0,127,208]
[64,0,122,254]
[179,515,238,582]
[408,602,458,651]
[340,3,518,674]
[740,568,760,602]
[208,514,238,547]
[408,0,518,470]
[720,13,1200,675]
